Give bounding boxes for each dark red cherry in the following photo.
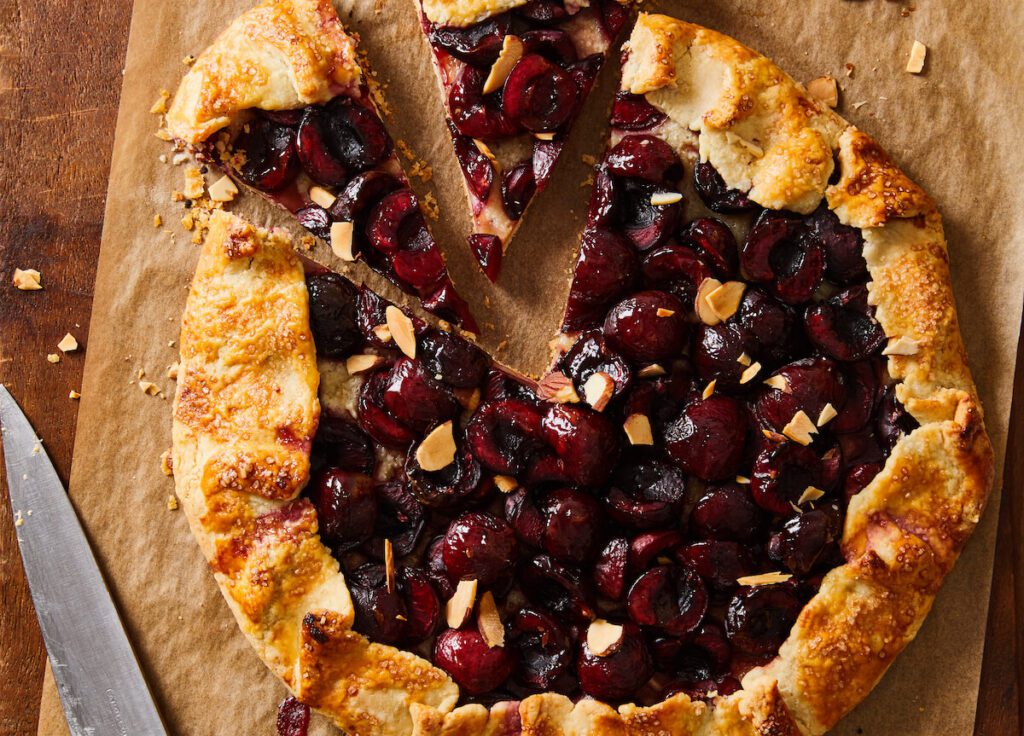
[693,160,757,214]
[605,135,681,182]
[595,0,630,36]
[832,360,881,433]
[767,504,842,576]
[639,243,714,304]
[295,204,331,241]
[732,288,803,368]
[691,621,732,672]
[368,481,425,557]
[390,229,445,291]
[421,282,479,334]
[541,403,621,487]
[725,585,803,656]
[665,396,746,481]
[754,357,847,434]
[450,127,495,201]
[742,210,825,304]
[349,562,406,644]
[382,357,459,433]
[690,483,764,542]
[521,554,595,623]
[501,160,538,220]
[508,608,572,690]
[680,217,739,279]
[806,203,867,284]
[804,285,886,362]
[521,29,577,63]
[876,384,917,452]
[627,531,684,578]
[322,96,393,172]
[296,107,349,186]
[276,696,309,736]
[261,109,303,126]
[587,166,618,228]
[434,628,515,695]
[557,331,632,399]
[329,171,403,224]
[357,371,417,449]
[676,540,756,592]
[604,452,687,529]
[468,233,503,282]
[442,511,518,587]
[564,228,639,330]
[844,462,883,501]
[307,468,376,551]
[366,188,425,253]
[449,65,518,139]
[406,442,482,508]
[692,323,751,392]
[616,179,682,251]
[233,118,298,191]
[313,415,376,476]
[505,487,546,549]
[750,441,833,515]
[603,291,689,363]
[502,54,579,133]
[567,54,602,98]
[305,272,360,357]
[593,537,629,600]
[610,91,667,131]
[532,137,564,190]
[466,399,546,475]
[620,367,694,432]
[400,567,442,642]
[418,328,489,388]
[429,14,512,66]
[577,622,652,700]
[537,487,604,563]
[516,0,568,25]
[627,565,708,636]
[426,535,455,600]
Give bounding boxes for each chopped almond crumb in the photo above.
[623,414,654,446]
[166,362,179,380]
[13,268,42,291]
[655,307,675,318]
[308,185,336,209]
[445,579,478,629]
[57,333,79,353]
[763,374,790,393]
[183,166,205,199]
[534,132,556,141]
[737,571,792,587]
[160,449,174,477]
[739,362,761,384]
[737,352,752,366]
[139,381,160,396]
[372,324,393,343]
[149,89,171,115]
[906,41,927,74]
[47,353,60,364]
[68,390,81,400]
[166,495,179,511]
[702,380,716,400]
[153,214,163,228]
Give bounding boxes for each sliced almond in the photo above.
[533,131,556,141]
[57,333,79,353]
[736,352,752,367]
[385,306,416,358]
[637,364,666,378]
[705,281,746,322]
[372,324,393,343]
[737,571,792,587]
[623,413,654,446]
[445,578,478,629]
[309,185,337,209]
[806,76,839,108]
[701,379,717,400]
[384,538,396,593]
[477,591,505,648]
[735,475,751,484]
[416,421,456,472]
[906,40,927,74]
[208,175,239,202]
[797,486,825,505]
[586,619,624,657]
[816,403,838,427]
[650,191,683,206]
[763,374,790,393]
[739,361,762,384]
[483,35,524,94]
[695,278,724,325]
[537,371,580,404]
[882,336,919,356]
[346,353,384,375]
[13,268,42,290]
[330,221,356,261]
[782,410,817,446]
[582,372,614,412]
[494,475,519,494]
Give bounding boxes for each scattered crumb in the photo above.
[422,192,440,221]
[906,40,927,74]
[183,166,205,199]
[166,362,179,380]
[69,390,81,400]
[172,152,191,166]
[182,54,196,65]
[149,89,171,115]
[844,63,855,78]
[47,353,60,364]
[14,510,23,527]
[851,101,869,111]
[160,449,174,477]
[139,380,160,396]
[57,333,79,353]
[153,214,163,228]
[154,128,172,142]
[300,234,316,251]
[167,495,179,510]
[13,268,42,290]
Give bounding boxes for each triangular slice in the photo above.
[414,0,634,280]
[165,0,478,332]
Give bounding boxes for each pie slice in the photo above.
[414,0,634,280]
[171,12,994,736]
[165,0,478,332]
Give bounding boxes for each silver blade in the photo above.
[0,386,166,736]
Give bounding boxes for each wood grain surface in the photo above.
[0,3,1020,736]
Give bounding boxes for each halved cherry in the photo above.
[587,166,618,228]
[521,29,577,64]
[692,323,751,393]
[563,228,639,330]
[422,283,479,333]
[406,442,482,508]
[322,96,393,172]
[750,441,833,515]
[593,537,629,600]
[366,188,424,253]
[501,161,537,220]
[382,358,460,433]
[537,487,604,563]
[329,171,402,224]
[676,540,756,592]
[876,384,917,452]
[307,468,376,551]
[516,0,568,25]
[610,91,667,131]
[391,232,446,291]
[605,134,681,182]
[804,285,886,362]
[466,399,546,476]
[640,243,714,304]
[399,567,442,643]
[442,511,518,587]
[725,585,803,656]
[349,562,406,644]
[449,65,518,139]
[296,107,349,186]
[505,487,546,549]
[616,178,682,251]
[576,621,652,700]
[742,209,825,304]
[567,54,602,98]
[502,54,579,133]
[767,504,842,576]
[557,330,632,401]
[469,233,503,283]
[521,554,595,623]
[693,160,757,214]
[680,217,739,279]
[508,608,572,690]
[806,203,867,284]
[367,481,425,557]
[690,483,764,543]
[313,415,376,476]
[305,272,360,357]
[450,126,495,201]
[754,357,848,434]
[434,628,515,695]
[628,529,685,575]
[732,287,804,368]
[429,14,512,66]
[232,117,298,191]
[295,204,331,241]
[832,360,881,433]
[665,395,746,481]
[533,137,564,191]
[844,462,884,502]
[603,290,689,363]
[627,565,708,636]
[604,451,686,529]
[541,403,621,487]
[357,370,418,449]
[418,328,489,388]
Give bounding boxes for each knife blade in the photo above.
[0,385,167,736]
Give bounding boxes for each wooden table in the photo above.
[0,3,1021,735]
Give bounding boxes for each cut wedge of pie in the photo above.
[414,0,634,280]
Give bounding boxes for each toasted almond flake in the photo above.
[637,364,666,378]
[160,449,174,477]
[330,221,356,261]
[183,166,205,199]
[805,76,839,108]
[650,191,683,206]
[494,475,519,494]
[582,372,614,412]
[702,379,716,400]
[724,131,764,157]
[736,352,751,366]
[372,324,393,343]
[790,501,804,515]
[906,40,927,74]
[782,410,817,445]
[537,371,580,404]
[763,374,790,393]
[533,131,556,141]
[737,571,792,587]
[167,495,179,511]
[797,486,825,505]
[655,307,676,317]
[416,421,456,471]
[384,539,396,593]
[705,281,746,322]
[309,185,337,209]
[57,333,79,352]
[208,175,238,202]
[817,403,838,427]
[735,475,750,484]
[386,306,417,358]
[139,380,160,396]
[68,390,81,400]
[483,35,524,94]
[623,414,654,446]
[477,591,505,648]
[474,138,497,161]
[445,579,478,628]
[346,353,384,375]
[153,214,163,228]
[149,89,170,114]
[739,361,761,384]
[46,353,60,364]
[695,278,724,325]
[13,268,42,290]
[882,336,919,356]
[586,619,624,657]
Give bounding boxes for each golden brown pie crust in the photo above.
[171,9,994,736]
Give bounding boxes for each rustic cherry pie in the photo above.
[169,3,994,735]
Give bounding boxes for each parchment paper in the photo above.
[38,0,1024,733]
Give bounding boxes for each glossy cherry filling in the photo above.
[203,92,476,332]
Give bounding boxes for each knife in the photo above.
[0,385,167,736]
